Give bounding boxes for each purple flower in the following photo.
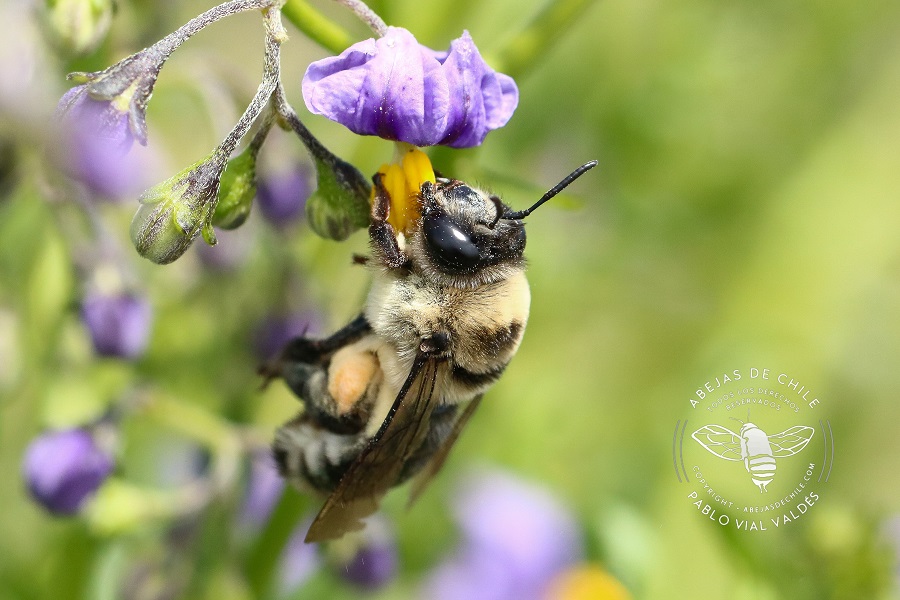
[239,451,284,529]
[341,542,397,589]
[302,27,518,148]
[57,85,147,199]
[278,518,321,594]
[23,428,114,515]
[424,469,583,600]
[256,164,312,226]
[337,516,398,590]
[81,292,152,359]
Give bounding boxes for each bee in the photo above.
[263,160,597,542]
[692,416,815,492]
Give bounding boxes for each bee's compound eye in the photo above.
[423,212,480,271]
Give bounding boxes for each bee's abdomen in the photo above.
[450,362,507,389]
[745,454,777,492]
[273,416,367,493]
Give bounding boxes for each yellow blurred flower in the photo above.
[543,564,632,600]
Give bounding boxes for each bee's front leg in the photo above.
[369,173,408,270]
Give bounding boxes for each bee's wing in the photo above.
[304,352,440,543]
[691,424,743,461]
[406,393,484,508]
[768,425,815,457]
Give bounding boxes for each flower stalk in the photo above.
[68,0,281,145]
[273,84,371,240]
[280,0,351,54]
[131,5,286,263]
[333,0,388,36]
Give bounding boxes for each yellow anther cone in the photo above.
[372,144,436,234]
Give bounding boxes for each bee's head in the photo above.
[410,161,598,288]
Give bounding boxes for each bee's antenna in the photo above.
[730,416,745,425]
[502,160,598,221]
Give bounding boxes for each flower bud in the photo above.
[131,155,224,264]
[42,0,113,56]
[66,42,170,146]
[81,291,152,359]
[213,146,257,230]
[23,428,114,515]
[306,154,370,241]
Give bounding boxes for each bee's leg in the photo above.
[281,344,379,434]
[258,315,371,387]
[274,414,368,492]
[369,173,408,269]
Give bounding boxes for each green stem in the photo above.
[143,394,236,451]
[245,489,309,598]
[280,0,352,54]
[494,0,598,79]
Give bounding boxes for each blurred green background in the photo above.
[2,0,900,598]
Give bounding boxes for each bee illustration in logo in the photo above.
[262,159,597,541]
[692,416,815,492]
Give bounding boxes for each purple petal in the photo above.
[424,544,519,600]
[340,541,397,589]
[239,451,285,529]
[337,515,398,590]
[423,470,583,599]
[57,85,147,199]
[81,292,152,360]
[23,429,114,515]
[302,27,517,148]
[452,471,583,585]
[278,518,321,593]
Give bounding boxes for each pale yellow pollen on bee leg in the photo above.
[327,347,379,414]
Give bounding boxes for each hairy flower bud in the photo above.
[213,146,258,230]
[305,153,370,241]
[42,0,113,56]
[23,428,114,515]
[131,155,225,264]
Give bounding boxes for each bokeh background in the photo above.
[2,0,900,598]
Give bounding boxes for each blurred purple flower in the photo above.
[424,469,583,600]
[23,428,114,515]
[253,312,322,361]
[278,518,321,595]
[337,515,398,590]
[341,542,397,589]
[239,451,284,530]
[256,164,312,226]
[56,85,146,200]
[302,27,518,148]
[81,292,152,359]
